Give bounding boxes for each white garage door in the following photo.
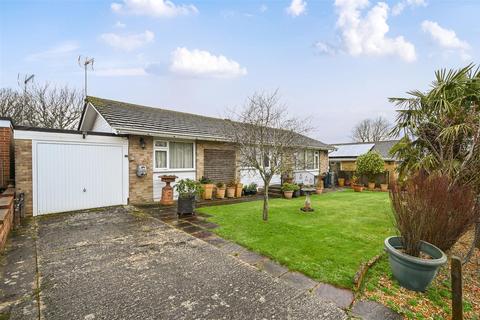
[35,141,127,215]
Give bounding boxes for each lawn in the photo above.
[197,189,394,289]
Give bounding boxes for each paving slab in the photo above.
[280,271,319,291]
[203,236,229,247]
[237,250,265,265]
[351,300,402,320]
[31,206,346,319]
[314,283,354,309]
[191,230,214,239]
[257,259,289,277]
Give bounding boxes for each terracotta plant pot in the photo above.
[315,188,323,194]
[368,182,376,190]
[353,184,364,192]
[235,183,243,198]
[226,187,236,198]
[345,179,351,186]
[202,184,214,200]
[283,191,293,199]
[216,188,226,199]
[380,184,388,192]
[338,178,345,187]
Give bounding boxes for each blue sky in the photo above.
[1,0,478,142]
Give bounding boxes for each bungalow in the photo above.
[6,97,332,216]
[329,140,400,186]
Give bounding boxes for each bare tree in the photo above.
[0,83,83,129]
[225,91,310,221]
[351,116,392,142]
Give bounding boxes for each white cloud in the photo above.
[392,0,426,16]
[114,21,126,28]
[27,41,79,61]
[95,67,147,77]
[100,30,155,51]
[111,0,198,17]
[170,47,247,78]
[286,0,307,17]
[259,4,268,13]
[333,0,416,62]
[314,41,337,55]
[421,20,470,60]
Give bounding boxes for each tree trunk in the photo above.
[263,184,269,221]
[475,218,480,249]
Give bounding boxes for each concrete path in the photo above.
[1,206,346,320]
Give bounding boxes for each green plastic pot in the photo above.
[384,236,447,292]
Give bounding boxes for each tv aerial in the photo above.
[78,56,94,97]
[17,73,35,94]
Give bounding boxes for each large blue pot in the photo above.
[384,236,447,292]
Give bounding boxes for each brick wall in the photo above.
[0,125,14,189]
[320,150,329,174]
[128,135,153,203]
[204,149,236,183]
[196,141,239,181]
[14,139,33,215]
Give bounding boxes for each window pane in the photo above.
[169,142,193,169]
[155,140,167,148]
[314,152,319,169]
[155,150,167,168]
[306,150,314,170]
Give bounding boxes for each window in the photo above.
[154,140,194,170]
[301,150,320,170]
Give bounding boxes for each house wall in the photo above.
[14,139,33,215]
[334,159,399,185]
[91,114,114,133]
[196,141,239,181]
[128,135,153,203]
[0,120,14,189]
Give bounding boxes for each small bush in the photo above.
[356,151,385,182]
[281,183,299,192]
[389,172,479,256]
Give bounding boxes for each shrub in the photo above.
[216,182,225,189]
[199,176,213,184]
[356,151,385,182]
[389,172,479,257]
[281,183,299,192]
[175,179,204,198]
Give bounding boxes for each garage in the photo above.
[14,128,129,216]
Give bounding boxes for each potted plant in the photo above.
[380,183,389,192]
[351,175,364,192]
[385,172,478,292]
[216,182,226,199]
[338,177,345,187]
[247,183,258,196]
[226,181,236,198]
[356,151,385,191]
[175,179,203,215]
[293,183,302,197]
[199,176,214,200]
[281,183,298,199]
[235,180,243,198]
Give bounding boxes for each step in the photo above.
[0,196,13,209]
[0,188,15,198]
[0,208,9,224]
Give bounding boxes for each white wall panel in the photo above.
[153,171,196,201]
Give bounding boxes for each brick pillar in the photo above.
[0,118,14,190]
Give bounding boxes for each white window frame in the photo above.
[294,149,320,171]
[153,139,196,172]
[314,151,320,170]
[154,140,169,170]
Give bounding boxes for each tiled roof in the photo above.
[86,96,332,150]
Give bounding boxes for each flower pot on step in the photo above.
[235,183,243,198]
[177,194,196,215]
[368,182,375,190]
[216,188,226,199]
[338,178,345,187]
[384,236,447,292]
[202,184,214,200]
[226,187,236,198]
[283,191,293,199]
[353,184,364,192]
[380,183,388,192]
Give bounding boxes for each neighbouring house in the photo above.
[8,97,332,216]
[329,140,400,186]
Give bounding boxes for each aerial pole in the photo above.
[78,56,94,99]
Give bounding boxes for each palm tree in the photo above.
[389,64,480,260]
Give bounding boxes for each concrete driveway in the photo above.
[1,206,346,320]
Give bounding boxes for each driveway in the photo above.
[1,206,346,320]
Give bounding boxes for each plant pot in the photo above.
[202,184,214,200]
[345,179,351,186]
[283,191,293,199]
[380,183,388,192]
[338,178,345,187]
[216,188,226,199]
[235,183,243,198]
[384,236,447,292]
[353,184,364,192]
[293,189,300,198]
[177,195,195,215]
[226,187,236,198]
[368,182,375,190]
[315,188,323,194]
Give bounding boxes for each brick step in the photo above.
[0,188,15,198]
[0,208,9,224]
[0,196,13,209]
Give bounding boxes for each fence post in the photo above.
[451,255,463,320]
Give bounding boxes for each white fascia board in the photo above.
[14,129,127,145]
[0,119,12,128]
[115,128,227,142]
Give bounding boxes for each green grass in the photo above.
[197,189,394,288]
